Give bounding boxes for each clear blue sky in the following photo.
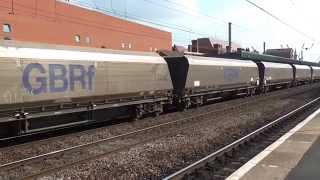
[70,0,320,62]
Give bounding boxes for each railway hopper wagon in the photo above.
[258,62,294,92]
[164,55,259,109]
[293,64,312,85]
[0,41,173,137]
[311,66,320,82]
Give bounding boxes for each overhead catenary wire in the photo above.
[68,0,230,44]
[245,0,320,43]
[132,0,234,41]
[138,0,243,39]
[0,1,169,41]
[70,0,219,38]
[161,0,250,31]
[4,0,213,42]
[74,0,319,61]
[141,0,225,26]
[2,0,242,47]
[131,0,260,45]
[89,0,98,10]
[73,0,246,43]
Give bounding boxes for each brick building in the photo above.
[0,0,172,51]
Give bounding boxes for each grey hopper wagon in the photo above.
[312,66,320,82]
[293,64,312,85]
[164,55,259,108]
[0,41,173,136]
[259,61,294,91]
[1,40,319,139]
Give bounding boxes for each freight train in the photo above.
[0,40,319,138]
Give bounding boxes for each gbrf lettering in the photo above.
[23,63,95,95]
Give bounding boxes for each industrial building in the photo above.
[0,0,172,51]
[188,38,242,55]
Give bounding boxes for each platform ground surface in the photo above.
[227,108,320,180]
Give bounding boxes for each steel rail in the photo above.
[0,83,316,144]
[0,95,262,170]
[0,85,317,180]
[163,97,320,180]
[6,95,274,180]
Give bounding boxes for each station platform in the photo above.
[227,108,320,180]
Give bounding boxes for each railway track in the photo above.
[0,85,318,179]
[0,116,129,148]
[1,84,317,148]
[0,94,271,179]
[163,96,320,180]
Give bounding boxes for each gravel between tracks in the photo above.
[0,85,319,180]
[0,98,248,164]
[0,85,303,164]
